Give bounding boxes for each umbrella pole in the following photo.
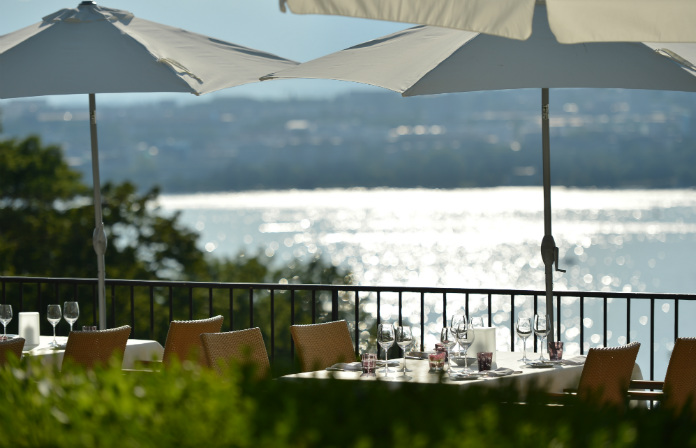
[88,94,108,330]
[540,87,564,343]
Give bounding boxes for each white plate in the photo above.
[448,373,482,381]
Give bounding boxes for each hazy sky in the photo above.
[0,0,407,105]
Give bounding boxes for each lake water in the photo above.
[158,187,696,377]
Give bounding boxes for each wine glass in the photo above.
[47,304,62,348]
[516,317,532,363]
[450,314,466,357]
[377,323,395,376]
[440,327,457,372]
[455,321,476,373]
[63,301,79,332]
[534,314,551,362]
[395,325,413,379]
[0,305,12,340]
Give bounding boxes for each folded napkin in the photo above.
[485,367,515,377]
[326,362,362,371]
[562,356,587,366]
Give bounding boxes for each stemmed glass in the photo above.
[395,325,413,379]
[470,316,485,328]
[63,301,79,333]
[0,305,12,341]
[534,314,551,362]
[455,321,476,373]
[516,317,532,363]
[377,323,395,376]
[47,304,62,348]
[450,314,466,357]
[439,327,457,372]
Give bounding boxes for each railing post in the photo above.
[331,289,339,321]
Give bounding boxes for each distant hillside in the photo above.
[2,89,696,193]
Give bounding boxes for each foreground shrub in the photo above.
[0,358,694,447]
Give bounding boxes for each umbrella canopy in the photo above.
[279,0,696,43]
[264,4,696,341]
[0,1,298,329]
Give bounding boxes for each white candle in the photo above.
[18,312,40,348]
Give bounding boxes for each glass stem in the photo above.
[523,339,527,361]
[53,325,57,344]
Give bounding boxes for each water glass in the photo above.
[361,353,377,376]
[428,352,446,372]
[477,351,493,371]
[548,341,564,361]
[0,305,12,340]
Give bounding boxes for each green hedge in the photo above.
[0,357,694,448]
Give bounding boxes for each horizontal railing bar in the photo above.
[1,276,693,301]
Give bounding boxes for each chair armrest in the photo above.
[130,360,163,371]
[630,380,664,390]
[121,368,157,374]
[627,390,664,401]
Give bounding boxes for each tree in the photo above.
[0,135,208,281]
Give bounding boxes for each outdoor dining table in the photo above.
[19,335,164,369]
[282,351,644,396]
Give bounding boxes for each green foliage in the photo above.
[1,358,696,448]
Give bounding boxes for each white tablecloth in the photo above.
[283,351,643,396]
[21,335,164,369]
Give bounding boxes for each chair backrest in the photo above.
[0,337,25,366]
[162,315,224,366]
[200,328,270,378]
[290,320,356,372]
[663,337,696,414]
[62,326,131,369]
[577,341,640,408]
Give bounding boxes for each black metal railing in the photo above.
[2,275,694,380]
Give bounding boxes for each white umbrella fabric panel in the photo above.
[263,9,696,95]
[264,3,696,341]
[279,0,696,43]
[0,2,299,330]
[0,4,296,98]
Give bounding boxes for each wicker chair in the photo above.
[200,328,270,378]
[628,337,696,414]
[290,320,356,372]
[161,315,224,366]
[0,337,25,366]
[62,326,131,369]
[563,341,641,408]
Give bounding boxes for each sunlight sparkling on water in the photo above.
[158,187,696,373]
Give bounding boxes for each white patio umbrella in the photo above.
[279,0,696,43]
[0,1,298,330]
[263,3,696,341]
